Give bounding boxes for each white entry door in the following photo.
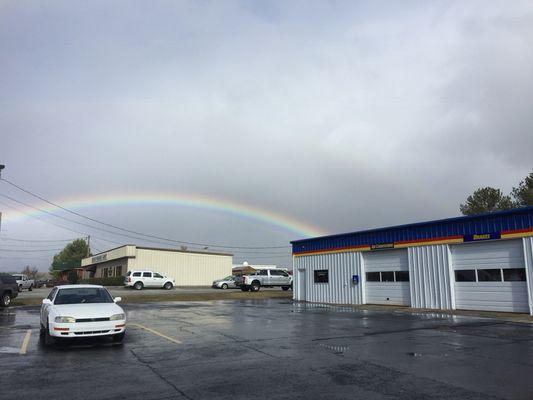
[297,269,306,301]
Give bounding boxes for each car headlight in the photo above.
[55,316,75,323]
[110,313,125,321]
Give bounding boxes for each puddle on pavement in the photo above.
[0,346,20,354]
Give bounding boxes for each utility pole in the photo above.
[0,165,5,270]
[86,235,91,256]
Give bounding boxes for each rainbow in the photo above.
[1,192,326,238]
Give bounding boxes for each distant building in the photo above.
[81,245,232,286]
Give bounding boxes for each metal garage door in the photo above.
[451,239,528,313]
[364,249,411,306]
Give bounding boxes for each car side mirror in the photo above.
[114,297,122,303]
[42,299,52,305]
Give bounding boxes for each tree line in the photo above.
[460,171,533,215]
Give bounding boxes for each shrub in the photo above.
[78,276,124,287]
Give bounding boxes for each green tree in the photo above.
[50,239,90,281]
[511,171,533,207]
[459,187,514,216]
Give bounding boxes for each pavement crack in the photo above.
[129,348,194,400]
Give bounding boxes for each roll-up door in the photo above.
[451,239,528,313]
[364,249,410,306]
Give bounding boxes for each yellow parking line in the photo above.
[130,323,182,344]
[19,329,31,355]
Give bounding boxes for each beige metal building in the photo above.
[81,245,233,286]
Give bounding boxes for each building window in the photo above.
[381,271,394,282]
[314,270,329,283]
[502,268,526,282]
[366,272,380,282]
[477,269,502,282]
[395,271,410,282]
[455,270,476,282]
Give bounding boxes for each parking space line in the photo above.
[19,329,31,355]
[130,323,182,344]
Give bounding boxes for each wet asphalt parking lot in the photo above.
[1,299,533,400]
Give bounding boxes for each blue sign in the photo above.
[463,232,501,242]
[352,275,359,285]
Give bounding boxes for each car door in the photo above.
[152,273,165,288]
[142,272,154,287]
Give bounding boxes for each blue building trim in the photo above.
[292,207,533,254]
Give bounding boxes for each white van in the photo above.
[124,270,174,290]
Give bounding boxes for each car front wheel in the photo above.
[44,324,55,346]
[163,282,173,290]
[133,282,144,290]
[29,285,33,291]
[112,332,125,343]
[0,292,11,307]
[221,283,228,290]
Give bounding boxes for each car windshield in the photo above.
[54,288,114,305]
[223,276,233,280]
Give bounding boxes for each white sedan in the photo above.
[40,284,126,345]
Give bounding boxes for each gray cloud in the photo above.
[1,0,532,271]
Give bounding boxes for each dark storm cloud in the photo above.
[0,1,532,271]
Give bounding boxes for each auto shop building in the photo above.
[291,207,533,315]
[81,245,233,286]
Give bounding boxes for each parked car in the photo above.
[0,273,19,307]
[124,270,174,290]
[12,274,34,292]
[235,269,292,292]
[212,276,238,289]
[39,284,126,345]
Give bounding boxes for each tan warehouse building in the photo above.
[81,245,233,286]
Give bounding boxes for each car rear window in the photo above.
[126,271,132,276]
[0,274,17,284]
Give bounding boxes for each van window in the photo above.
[132,272,141,277]
[142,272,152,278]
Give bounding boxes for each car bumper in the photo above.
[49,320,126,338]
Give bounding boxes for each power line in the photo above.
[0,178,291,249]
[0,248,63,252]
[0,198,89,236]
[0,236,79,243]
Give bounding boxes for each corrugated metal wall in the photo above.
[523,237,533,316]
[293,252,364,305]
[408,245,453,310]
[130,249,232,286]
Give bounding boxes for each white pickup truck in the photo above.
[12,274,34,292]
[235,269,292,292]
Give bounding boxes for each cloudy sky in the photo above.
[0,0,532,272]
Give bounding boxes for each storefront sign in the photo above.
[463,232,501,242]
[92,254,107,263]
[352,275,359,285]
[370,243,395,250]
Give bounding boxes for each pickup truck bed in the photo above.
[0,274,19,307]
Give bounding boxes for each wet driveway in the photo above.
[1,299,532,399]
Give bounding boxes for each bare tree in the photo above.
[21,265,39,280]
